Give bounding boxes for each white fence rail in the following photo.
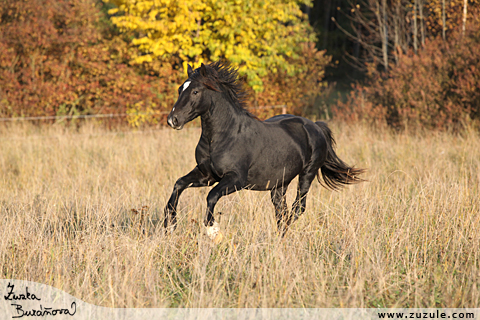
[0,105,287,122]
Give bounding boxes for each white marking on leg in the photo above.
[206,222,219,239]
[206,221,223,244]
[182,81,191,92]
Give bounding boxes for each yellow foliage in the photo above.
[104,0,315,91]
[126,102,159,127]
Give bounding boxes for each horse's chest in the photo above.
[207,141,248,178]
[208,152,234,178]
[208,160,224,179]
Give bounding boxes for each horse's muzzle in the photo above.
[167,114,184,130]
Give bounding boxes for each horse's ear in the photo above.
[199,63,207,77]
[187,64,194,77]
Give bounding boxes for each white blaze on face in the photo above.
[182,81,191,92]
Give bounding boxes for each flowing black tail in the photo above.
[315,121,366,190]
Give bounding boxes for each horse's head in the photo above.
[167,63,219,130]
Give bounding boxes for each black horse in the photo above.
[165,61,364,241]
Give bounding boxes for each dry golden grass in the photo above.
[0,122,479,308]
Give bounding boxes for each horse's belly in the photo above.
[246,149,304,190]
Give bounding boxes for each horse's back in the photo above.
[243,114,328,190]
[266,114,329,167]
[264,114,306,124]
[264,114,320,130]
[264,114,326,147]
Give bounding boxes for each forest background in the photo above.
[0,0,479,129]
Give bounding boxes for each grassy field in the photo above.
[0,122,479,308]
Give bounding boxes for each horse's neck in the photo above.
[200,95,253,142]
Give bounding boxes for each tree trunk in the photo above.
[394,1,399,65]
[380,0,388,72]
[462,0,468,37]
[413,0,418,54]
[442,0,446,40]
[419,0,425,46]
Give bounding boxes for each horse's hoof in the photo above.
[165,224,177,235]
[206,222,222,244]
[213,232,223,244]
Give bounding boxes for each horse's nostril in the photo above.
[172,116,178,127]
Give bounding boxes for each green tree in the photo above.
[105,0,316,91]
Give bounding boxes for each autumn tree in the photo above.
[104,0,318,92]
[335,0,479,73]
[0,0,182,125]
[333,23,480,130]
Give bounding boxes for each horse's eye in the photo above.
[193,91,198,95]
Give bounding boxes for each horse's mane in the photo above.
[191,61,256,117]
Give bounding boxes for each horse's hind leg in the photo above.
[270,185,291,236]
[291,171,317,222]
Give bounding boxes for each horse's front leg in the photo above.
[164,166,214,232]
[204,171,246,243]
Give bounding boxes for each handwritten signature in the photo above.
[4,282,76,318]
